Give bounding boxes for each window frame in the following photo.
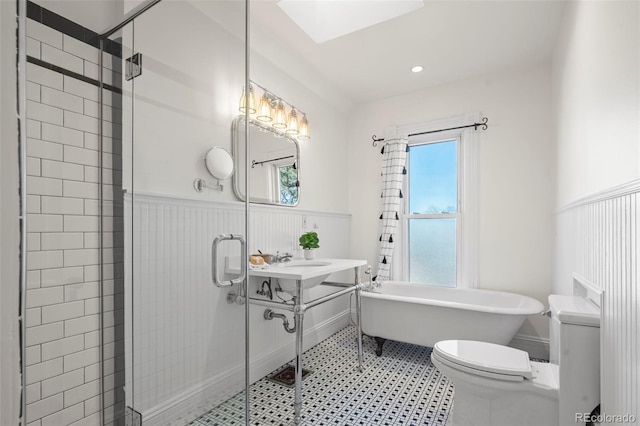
[388,113,480,288]
[403,137,461,287]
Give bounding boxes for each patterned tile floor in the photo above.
[190,325,453,426]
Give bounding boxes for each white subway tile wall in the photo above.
[25,11,122,425]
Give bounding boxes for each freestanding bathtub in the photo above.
[360,281,544,356]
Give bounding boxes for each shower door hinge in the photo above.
[125,53,142,81]
[125,406,142,426]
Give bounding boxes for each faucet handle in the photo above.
[275,251,292,262]
[273,251,293,263]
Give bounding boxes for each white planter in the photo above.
[304,249,315,260]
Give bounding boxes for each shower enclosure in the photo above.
[99,2,250,424]
[22,0,355,423]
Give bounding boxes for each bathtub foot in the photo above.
[374,337,386,356]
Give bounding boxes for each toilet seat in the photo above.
[433,340,533,382]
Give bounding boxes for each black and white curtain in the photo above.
[375,139,408,282]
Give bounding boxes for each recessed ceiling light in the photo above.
[411,65,424,73]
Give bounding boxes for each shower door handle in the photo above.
[211,234,246,287]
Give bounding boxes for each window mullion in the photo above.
[406,213,459,220]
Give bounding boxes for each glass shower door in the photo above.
[101,1,249,424]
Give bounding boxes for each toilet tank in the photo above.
[548,295,600,425]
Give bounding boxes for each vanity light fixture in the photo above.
[411,65,424,73]
[241,81,311,141]
[239,85,256,114]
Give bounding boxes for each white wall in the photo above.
[121,1,244,204]
[347,64,555,339]
[125,1,351,215]
[0,1,21,424]
[553,0,640,208]
[551,0,640,420]
[250,53,351,214]
[36,0,124,33]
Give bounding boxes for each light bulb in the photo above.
[239,85,256,114]
[297,114,310,140]
[256,93,272,122]
[272,101,287,129]
[286,109,299,135]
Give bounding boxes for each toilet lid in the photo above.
[433,340,533,380]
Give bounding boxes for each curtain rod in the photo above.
[371,117,488,147]
[251,155,295,168]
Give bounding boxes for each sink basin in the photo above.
[276,261,332,294]
[248,258,368,296]
[278,274,330,294]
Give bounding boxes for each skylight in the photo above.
[277,0,425,44]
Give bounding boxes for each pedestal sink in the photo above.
[247,257,367,426]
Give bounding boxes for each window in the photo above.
[390,113,479,288]
[405,139,459,287]
[277,164,298,205]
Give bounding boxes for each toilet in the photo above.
[431,295,600,426]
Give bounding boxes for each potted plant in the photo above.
[299,231,319,260]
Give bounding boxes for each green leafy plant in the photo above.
[299,231,320,250]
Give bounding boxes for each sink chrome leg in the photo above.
[354,266,364,372]
[294,282,304,425]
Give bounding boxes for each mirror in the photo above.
[205,147,234,180]
[232,115,300,206]
[193,147,234,193]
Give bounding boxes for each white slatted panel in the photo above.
[125,194,352,424]
[131,196,247,416]
[554,181,639,421]
[250,208,304,255]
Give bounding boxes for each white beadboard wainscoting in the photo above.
[554,179,639,421]
[124,192,355,425]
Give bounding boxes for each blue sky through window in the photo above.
[408,140,457,214]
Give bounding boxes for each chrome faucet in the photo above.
[275,251,293,263]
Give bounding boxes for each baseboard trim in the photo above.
[509,333,550,360]
[141,364,244,426]
[141,310,351,425]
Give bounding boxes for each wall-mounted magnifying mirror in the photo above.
[205,147,234,180]
[194,147,234,192]
[232,115,300,206]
